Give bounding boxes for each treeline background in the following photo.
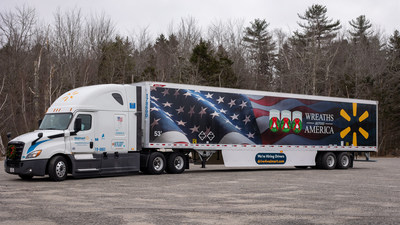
[0,5,399,156]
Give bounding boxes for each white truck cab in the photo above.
[5,84,142,181]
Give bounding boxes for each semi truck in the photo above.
[4,82,378,181]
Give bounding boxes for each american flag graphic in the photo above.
[149,87,262,144]
[149,86,377,146]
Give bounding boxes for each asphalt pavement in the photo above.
[0,158,399,225]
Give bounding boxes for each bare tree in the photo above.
[52,8,84,89]
[0,5,38,135]
[177,16,201,55]
[0,5,36,50]
[83,12,115,84]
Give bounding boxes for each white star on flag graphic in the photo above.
[176,120,186,126]
[228,99,236,108]
[151,118,160,128]
[243,115,251,124]
[199,107,207,118]
[190,125,200,133]
[230,113,239,120]
[239,100,247,109]
[217,96,224,104]
[161,89,169,96]
[163,101,172,107]
[210,111,219,119]
[176,106,184,114]
[188,106,195,117]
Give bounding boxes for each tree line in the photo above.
[0,4,399,156]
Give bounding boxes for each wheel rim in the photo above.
[153,156,164,171]
[55,161,66,178]
[327,155,335,167]
[174,156,184,170]
[341,155,349,167]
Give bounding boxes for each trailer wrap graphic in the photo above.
[149,87,377,147]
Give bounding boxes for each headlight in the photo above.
[26,150,42,159]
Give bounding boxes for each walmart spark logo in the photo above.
[340,103,369,146]
[62,91,79,102]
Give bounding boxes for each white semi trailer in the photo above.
[4,82,378,181]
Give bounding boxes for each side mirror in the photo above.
[6,132,11,140]
[38,132,43,138]
[38,119,42,128]
[74,118,82,133]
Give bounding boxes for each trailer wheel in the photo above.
[166,152,186,174]
[48,156,68,181]
[315,152,323,169]
[147,152,166,175]
[321,152,336,170]
[336,152,351,169]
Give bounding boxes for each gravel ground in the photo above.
[0,158,399,225]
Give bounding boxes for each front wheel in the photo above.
[48,156,68,181]
[166,152,186,174]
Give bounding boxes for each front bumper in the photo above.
[4,159,48,176]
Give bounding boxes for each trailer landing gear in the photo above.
[196,150,216,168]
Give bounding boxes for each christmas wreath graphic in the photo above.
[6,145,17,159]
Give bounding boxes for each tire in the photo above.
[315,152,323,169]
[336,152,351,169]
[48,156,68,181]
[146,152,166,175]
[19,174,33,180]
[166,152,186,174]
[321,152,337,170]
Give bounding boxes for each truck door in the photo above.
[71,113,95,153]
[101,113,134,174]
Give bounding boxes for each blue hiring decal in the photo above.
[255,153,286,165]
[130,103,136,109]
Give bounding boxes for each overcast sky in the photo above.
[2,0,399,38]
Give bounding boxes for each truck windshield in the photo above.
[39,113,73,130]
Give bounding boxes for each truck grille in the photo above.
[6,142,25,168]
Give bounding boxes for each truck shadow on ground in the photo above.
[4,166,369,182]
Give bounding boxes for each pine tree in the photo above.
[388,30,400,68]
[216,45,237,88]
[349,15,373,44]
[190,40,236,87]
[378,30,400,155]
[190,39,218,85]
[98,36,134,83]
[295,4,341,48]
[243,19,276,90]
[293,4,341,95]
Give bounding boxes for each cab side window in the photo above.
[77,114,92,131]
